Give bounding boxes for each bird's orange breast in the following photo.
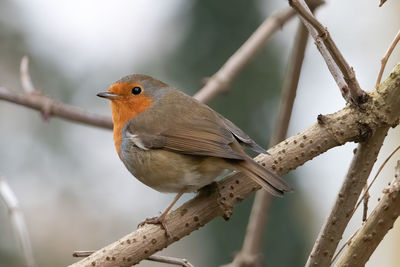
[110,83,154,157]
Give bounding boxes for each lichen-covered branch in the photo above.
[334,160,400,266]
[69,65,400,267]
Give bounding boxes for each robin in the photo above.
[97,74,291,228]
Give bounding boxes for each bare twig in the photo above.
[20,56,36,93]
[306,126,390,267]
[73,250,194,267]
[376,29,400,87]
[0,87,113,129]
[331,229,359,264]
[362,183,370,222]
[0,176,35,267]
[224,13,316,267]
[147,255,194,267]
[379,0,388,7]
[334,160,400,266]
[193,7,296,103]
[331,147,400,262]
[289,0,368,106]
[69,65,400,267]
[353,145,400,216]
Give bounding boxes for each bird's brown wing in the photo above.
[216,114,268,154]
[127,118,245,160]
[127,122,291,195]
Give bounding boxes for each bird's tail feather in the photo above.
[238,158,292,196]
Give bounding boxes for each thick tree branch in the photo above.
[334,160,400,266]
[0,176,35,267]
[305,126,389,267]
[0,87,113,129]
[69,66,400,267]
[225,16,313,267]
[289,0,368,106]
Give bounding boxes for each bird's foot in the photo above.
[138,215,172,238]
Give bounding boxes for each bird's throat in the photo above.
[110,97,153,157]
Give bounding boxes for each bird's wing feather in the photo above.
[127,118,245,160]
[216,114,268,154]
[160,124,244,160]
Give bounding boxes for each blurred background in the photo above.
[0,0,399,266]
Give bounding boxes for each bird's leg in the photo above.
[138,191,185,237]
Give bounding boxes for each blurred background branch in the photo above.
[194,0,323,104]
[193,7,296,103]
[0,176,35,267]
[0,86,113,129]
[20,56,35,93]
[223,8,316,266]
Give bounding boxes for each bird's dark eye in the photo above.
[131,86,142,95]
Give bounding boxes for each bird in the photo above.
[97,74,291,229]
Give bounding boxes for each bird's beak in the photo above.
[97,92,118,100]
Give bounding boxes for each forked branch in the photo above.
[289,0,368,106]
[335,160,400,266]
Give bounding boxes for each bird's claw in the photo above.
[137,216,172,238]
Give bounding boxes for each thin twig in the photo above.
[224,11,317,266]
[330,229,359,264]
[147,255,194,267]
[353,145,400,216]
[69,65,400,267]
[0,87,113,129]
[331,147,400,262]
[362,183,370,222]
[334,160,400,266]
[73,251,194,267]
[289,0,368,106]
[376,29,400,87]
[306,126,390,267]
[0,176,35,267]
[20,56,36,93]
[379,0,388,7]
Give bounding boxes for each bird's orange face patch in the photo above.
[107,82,154,157]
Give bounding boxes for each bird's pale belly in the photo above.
[120,144,230,193]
